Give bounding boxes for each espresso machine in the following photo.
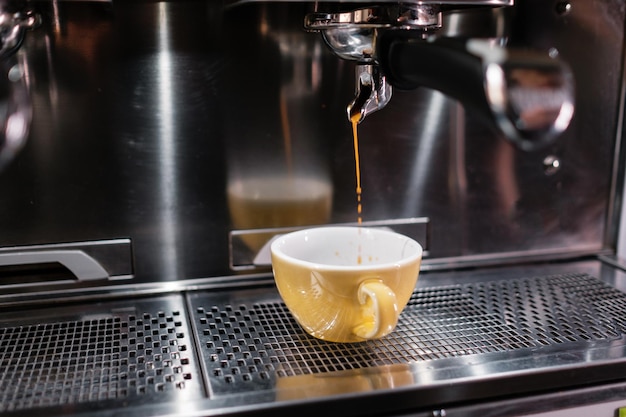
[1,0,626,416]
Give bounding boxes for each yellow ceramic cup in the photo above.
[270,226,422,343]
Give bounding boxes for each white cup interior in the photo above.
[271,226,422,269]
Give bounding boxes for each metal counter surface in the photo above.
[2,259,626,416]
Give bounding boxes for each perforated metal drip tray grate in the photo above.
[188,272,626,399]
[4,270,626,416]
[0,295,204,414]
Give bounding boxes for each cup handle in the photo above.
[353,279,399,340]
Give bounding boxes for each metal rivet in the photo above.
[555,1,572,16]
[7,65,22,82]
[548,47,560,59]
[543,155,561,175]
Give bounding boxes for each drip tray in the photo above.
[3,269,626,416]
[0,295,204,413]
[188,272,626,400]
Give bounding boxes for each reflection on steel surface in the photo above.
[227,0,514,4]
[0,2,39,172]
[0,1,619,282]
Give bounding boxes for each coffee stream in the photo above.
[350,113,363,265]
[351,114,363,225]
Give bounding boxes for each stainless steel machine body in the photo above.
[0,0,626,416]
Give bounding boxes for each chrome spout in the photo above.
[347,64,392,123]
[306,4,439,123]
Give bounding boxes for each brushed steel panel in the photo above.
[0,0,620,284]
